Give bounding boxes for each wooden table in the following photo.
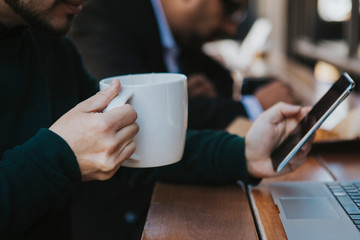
[141,149,360,240]
[141,183,258,240]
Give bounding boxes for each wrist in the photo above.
[244,137,256,178]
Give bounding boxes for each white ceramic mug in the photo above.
[99,73,188,168]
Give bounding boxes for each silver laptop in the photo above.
[270,181,360,240]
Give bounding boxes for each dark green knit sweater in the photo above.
[0,27,249,239]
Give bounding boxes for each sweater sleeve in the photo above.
[62,36,99,100]
[116,129,252,186]
[0,129,81,237]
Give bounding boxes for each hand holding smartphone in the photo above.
[271,73,355,172]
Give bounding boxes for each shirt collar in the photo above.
[150,0,179,52]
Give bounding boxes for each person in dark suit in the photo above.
[69,0,298,130]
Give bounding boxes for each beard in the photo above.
[4,0,73,36]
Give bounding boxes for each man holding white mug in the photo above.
[0,0,310,239]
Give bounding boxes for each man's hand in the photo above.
[245,102,311,178]
[254,81,298,110]
[187,74,217,99]
[49,80,139,181]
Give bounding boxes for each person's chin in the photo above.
[32,19,72,36]
[45,14,74,36]
[41,3,77,36]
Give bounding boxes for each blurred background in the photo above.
[204,0,360,136]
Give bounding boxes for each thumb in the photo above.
[77,79,121,112]
[266,102,302,124]
[277,102,302,118]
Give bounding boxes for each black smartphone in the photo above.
[271,72,355,172]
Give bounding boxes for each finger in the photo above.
[97,141,136,180]
[280,154,307,175]
[302,106,312,115]
[292,106,311,123]
[300,139,313,152]
[103,104,138,131]
[266,102,302,123]
[111,141,136,171]
[288,143,312,167]
[114,123,139,151]
[78,79,121,112]
[277,102,302,118]
[106,123,138,160]
[288,154,308,171]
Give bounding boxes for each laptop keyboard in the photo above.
[327,182,360,231]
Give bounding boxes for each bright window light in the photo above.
[318,0,352,22]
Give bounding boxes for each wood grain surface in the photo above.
[141,183,258,240]
[317,152,360,181]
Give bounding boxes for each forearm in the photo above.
[116,130,251,186]
[0,129,81,237]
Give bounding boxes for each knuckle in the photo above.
[97,90,113,103]
[129,142,136,153]
[104,139,118,154]
[127,141,136,150]
[123,142,136,158]
[87,116,101,132]
[132,110,138,121]
[131,142,137,154]
[124,104,137,121]
[97,173,112,181]
[277,101,286,107]
[98,159,115,172]
[97,117,112,132]
[133,122,140,134]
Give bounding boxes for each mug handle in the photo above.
[103,88,134,112]
[102,88,140,162]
